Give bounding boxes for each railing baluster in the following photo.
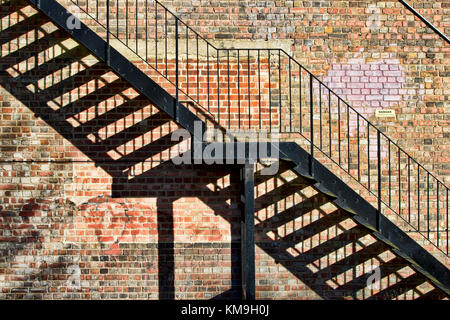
[377,130,381,231]
[175,18,179,121]
[427,172,430,239]
[196,34,199,103]
[106,0,110,64]
[398,149,401,215]
[136,0,138,54]
[310,74,314,165]
[299,65,302,134]
[408,156,411,223]
[278,50,282,133]
[368,124,370,191]
[388,140,391,207]
[319,83,322,149]
[238,50,240,129]
[338,98,341,166]
[248,49,251,130]
[217,50,220,126]
[145,0,148,62]
[328,90,331,157]
[268,50,272,132]
[186,27,189,95]
[289,57,292,132]
[347,104,350,173]
[165,9,168,77]
[418,165,421,232]
[437,182,440,248]
[258,50,261,130]
[227,50,230,129]
[357,114,360,182]
[207,44,210,112]
[126,0,128,46]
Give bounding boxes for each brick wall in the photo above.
[0,0,448,300]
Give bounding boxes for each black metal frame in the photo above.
[59,0,449,257]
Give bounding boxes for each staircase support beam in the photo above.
[241,163,255,300]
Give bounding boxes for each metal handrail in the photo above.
[399,0,450,44]
[64,0,449,256]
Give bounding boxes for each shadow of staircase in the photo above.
[253,162,447,299]
[0,0,448,299]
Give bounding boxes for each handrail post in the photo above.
[309,73,314,176]
[175,17,179,121]
[106,0,110,64]
[377,130,381,231]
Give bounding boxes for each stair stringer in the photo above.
[278,142,450,296]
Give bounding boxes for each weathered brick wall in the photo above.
[159,0,449,182]
[0,0,448,300]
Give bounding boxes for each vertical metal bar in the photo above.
[328,90,332,157]
[106,0,110,64]
[116,0,119,38]
[357,114,360,181]
[145,0,148,62]
[289,58,292,132]
[238,50,241,129]
[126,0,128,46]
[241,164,255,300]
[319,83,322,149]
[186,27,189,95]
[447,188,448,255]
[227,50,231,129]
[196,34,199,103]
[310,74,314,163]
[165,9,168,77]
[268,50,272,132]
[278,50,282,132]
[207,44,210,112]
[248,49,251,130]
[299,65,302,134]
[347,105,350,173]
[398,149,401,215]
[338,98,341,166]
[217,50,220,125]
[136,0,138,53]
[175,18,179,120]
[258,50,261,130]
[427,172,430,239]
[389,140,391,207]
[437,182,440,248]
[377,130,381,231]
[408,156,411,223]
[418,166,420,232]
[368,124,371,191]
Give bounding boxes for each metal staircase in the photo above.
[7,0,450,299]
